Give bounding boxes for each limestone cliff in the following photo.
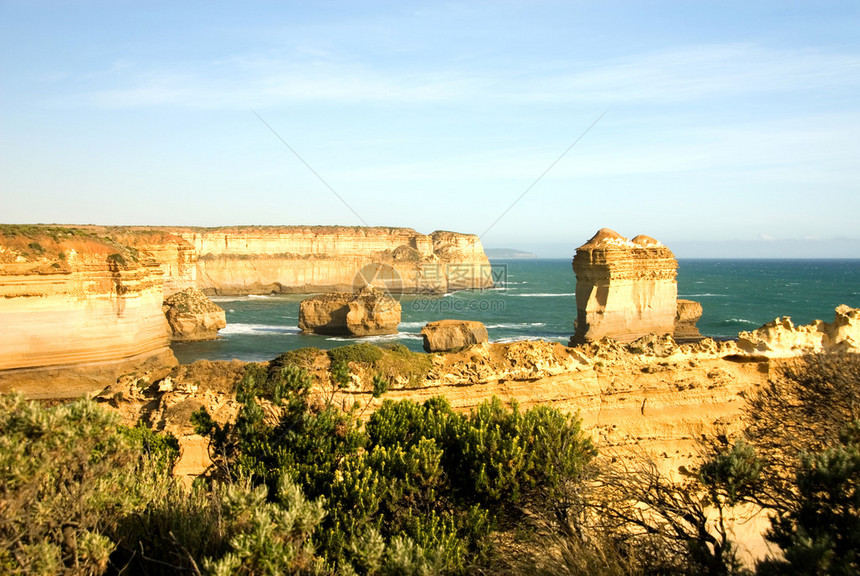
[106,229,197,296]
[165,226,493,295]
[0,227,176,397]
[571,229,678,344]
[737,305,860,357]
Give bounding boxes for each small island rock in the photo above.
[299,286,401,336]
[163,288,226,341]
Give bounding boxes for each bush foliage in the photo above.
[3,350,859,575]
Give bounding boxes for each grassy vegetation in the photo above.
[326,343,433,388]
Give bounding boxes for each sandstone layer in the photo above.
[571,229,678,344]
[737,305,860,357]
[163,288,226,341]
[0,227,176,398]
[107,229,197,296]
[299,286,401,336]
[150,226,493,295]
[421,319,489,352]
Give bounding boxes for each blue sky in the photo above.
[1,1,859,257]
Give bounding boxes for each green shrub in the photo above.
[106,253,127,267]
[326,343,432,388]
[328,342,384,366]
[0,394,181,575]
[271,347,323,372]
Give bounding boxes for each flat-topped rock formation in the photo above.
[571,229,678,344]
[163,288,226,341]
[135,226,493,295]
[737,305,860,357]
[299,286,401,336]
[0,227,176,397]
[421,319,489,352]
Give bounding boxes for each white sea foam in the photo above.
[399,321,427,329]
[720,318,758,325]
[326,333,423,343]
[493,335,568,344]
[247,294,273,300]
[485,322,547,329]
[220,323,301,335]
[511,293,575,298]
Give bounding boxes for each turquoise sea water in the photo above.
[171,259,860,364]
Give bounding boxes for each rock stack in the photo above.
[298,285,401,337]
[571,229,678,344]
[163,288,226,341]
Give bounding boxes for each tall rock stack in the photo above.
[571,228,678,344]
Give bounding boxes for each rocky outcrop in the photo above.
[421,320,489,352]
[571,229,678,344]
[0,227,176,398]
[737,305,860,357]
[674,299,704,341]
[163,288,226,341]
[102,335,765,483]
[165,226,493,295]
[299,286,401,336]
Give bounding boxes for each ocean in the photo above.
[171,259,860,364]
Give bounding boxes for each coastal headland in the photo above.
[0,224,491,395]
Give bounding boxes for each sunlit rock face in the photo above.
[0,229,176,397]
[166,226,493,295]
[163,288,226,341]
[674,299,704,341]
[571,229,678,344]
[737,305,860,357]
[299,286,401,337]
[421,320,489,352]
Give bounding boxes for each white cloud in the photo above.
[46,43,860,110]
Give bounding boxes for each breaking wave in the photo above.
[510,293,575,298]
[220,323,301,335]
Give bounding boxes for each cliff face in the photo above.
[107,229,197,296]
[167,226,493,295]
[571,229,678,344]
[0,228,176,397]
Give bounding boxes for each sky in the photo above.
[1,1,859,258]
